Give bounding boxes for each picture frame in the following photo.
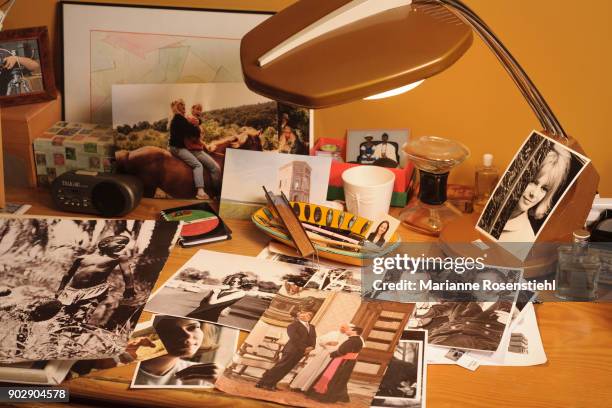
[60,1,273,123]
[0,26,56,106]
[346,128,410,168]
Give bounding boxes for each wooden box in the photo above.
[1,94,61,187]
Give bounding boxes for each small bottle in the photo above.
[474,153,499,212]
[555,230,600,300]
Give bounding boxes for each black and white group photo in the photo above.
[476,130,590,243]
[0,218,179,363]
[257,245,362,293]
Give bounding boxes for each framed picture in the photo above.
[346,129,409,168]
[60,2,272,123]
[476,130,590,245]
[0,26,56,106]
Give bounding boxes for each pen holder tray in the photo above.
[252,201,401,266]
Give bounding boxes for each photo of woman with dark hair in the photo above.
[187,273,253,323]
[367,221,390,247]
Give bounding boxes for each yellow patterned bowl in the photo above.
[252,201,401,266]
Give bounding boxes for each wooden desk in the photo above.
[5,187,612,408]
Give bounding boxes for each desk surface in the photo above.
[5,187,612,408]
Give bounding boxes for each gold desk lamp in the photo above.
[240,0,598,249]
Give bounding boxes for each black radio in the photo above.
[51,170,143,217]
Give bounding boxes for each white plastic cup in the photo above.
[342,166,395,221]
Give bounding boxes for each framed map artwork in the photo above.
[61,2,272,124]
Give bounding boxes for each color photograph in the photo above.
[131,315,238,388]
[215,286,414,408]
[0,27,56,106]
[219,150,331,219]
[0,37,42,95]
[112,83,312,200]
[346,129,409,168]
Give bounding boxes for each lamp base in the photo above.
[438,213,557,278]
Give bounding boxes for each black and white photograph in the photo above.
[257,244,362,293]
[131,315,238,388]
[346,129,409,168]
[372,330,428,408]
[406,267,522,352]
[0,217,179,363]
[476,130,590,243]
[417,293,546,367]
[0,27,56,106]
[144,249,347,331]
[215,285,414,408]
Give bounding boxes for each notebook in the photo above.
[161,203,231,246]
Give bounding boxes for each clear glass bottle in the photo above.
[555,230,600,300]
[474,153,499,213]
[399,136,470,236]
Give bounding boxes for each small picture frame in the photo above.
[346,129,409,168]
[0,26,56,106]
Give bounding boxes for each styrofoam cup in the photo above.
[342,166,395,221]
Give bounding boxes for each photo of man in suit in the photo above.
[256,308,317,391]
[372,133,399,166]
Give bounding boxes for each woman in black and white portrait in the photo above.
[187,273,253,323]
[499,144,570,242]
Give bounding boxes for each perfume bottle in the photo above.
[555,230,600,300]
[474,153,499,212]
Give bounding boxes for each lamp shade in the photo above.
[241,0,473,108]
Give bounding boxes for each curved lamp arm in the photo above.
[417,0,567,140]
